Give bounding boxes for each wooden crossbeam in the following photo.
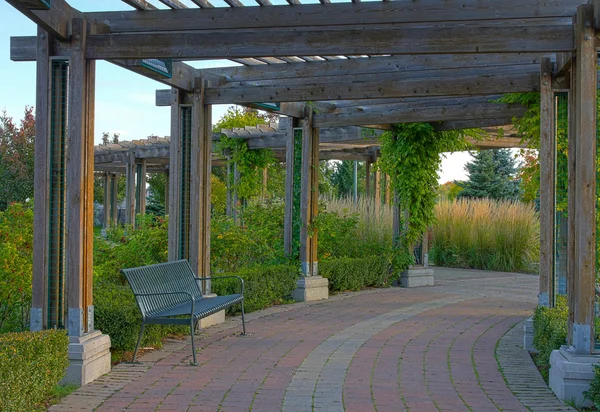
[204,70,539,104]
[72,24,572,60]
[88,1,582,33]
[313,98,527,128]
[199,53,544,82]
[122,0,158,10]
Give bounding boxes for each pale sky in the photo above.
[0,0,470,183]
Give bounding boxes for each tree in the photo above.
[331,160,354,198]
[458,149,521,200]
[0,108,35,210]
[437,181,462,201]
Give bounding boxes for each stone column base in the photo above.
[61,330,111,386]
[400,266,434,287]
[523,317,537,353]
[549,346,598,407]
[292,276,329,302]
[198,293,226,329]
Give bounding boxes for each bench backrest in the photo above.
[121,260,203,318]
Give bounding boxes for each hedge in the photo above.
[212,264,299,314]
[319,256,393,292]
[532,295,568,381]
[0,329,68,411]
[94,281,186,353]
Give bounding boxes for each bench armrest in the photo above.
[134,291,195,318]
[195,276,244,295]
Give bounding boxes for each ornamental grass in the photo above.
[431,198,539,273]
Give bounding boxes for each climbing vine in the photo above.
[378,123,477,270]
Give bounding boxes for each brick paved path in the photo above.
[51,268,574,412]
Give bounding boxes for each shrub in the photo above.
[532,295,568,381]
[0,329,68,411]
[212,264,299,314]
[0,202,34,332]
[431,198,539,273]
[94,281,186,354]
[319,256,393,292]
[584,363,600,409]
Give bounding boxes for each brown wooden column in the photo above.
[365,161,371,199]
[110,173,118,226]
[168,89,182,261]
[135,159,147,216]
[299,109,319,276]
[385,174,391,206]
[189,79,212,292]
[66,18,95,336]
[567,49,577,346]
[570,4,596,354]
[539,57,555,308]
[103,173,110,229]
[164,170,170,216]
[283,117,295,257]
[125,153,136,226]
[374,169,381,217]
[226,155,233,218]
[31,27,51,331]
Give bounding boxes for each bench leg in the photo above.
[132,323,145,363]
[241,300,246,335]
[190,318,198,365]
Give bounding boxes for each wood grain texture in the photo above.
[283,117,295,257]
[538,57,555,307]
[168,89,182,262]
[83,24,573,60]
[89,1,581,33]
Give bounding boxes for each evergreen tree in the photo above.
[331,160,354,198]
[458,149,521,200]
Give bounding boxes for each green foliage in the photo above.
[437,181,462,201]
[94,214,169,285]
[93,173,126,206]
[0,202,33,332]
[319,256,393,292]
[0,329,68,411]
[146,173,167,216]
[212,264,299,314]
[0,107,35,211]
[214,106,278,201]
[498,93,541,148]
[93,280,186,353]
[378,123,473,271]
[458,149,522,201]
[584,364,600,410]
[430,198,539,273]
[331,160,355,198]
[532,296,568,381]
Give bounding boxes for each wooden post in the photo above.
[125,154,136,226]
[66,18,95,336]
[283,117,295,257]
[135,159,147,216]
[110,173,118,226]
[385,174,391,206]
[353,161,358,204]
[103,173,110,229]
[233,162,240,223]
[262,167,268,198]
[168,89,182,262]
[421,229,429,267]
[567,50,576,345]
[31,27,51,331]
[539,57,555,308]
[188,79,212,292]
[570,4,596,354]
[164,170,169,216]
[365,162,371,199]
[299,109,319,276]
[225,156,232,218]
[374,169,381,217]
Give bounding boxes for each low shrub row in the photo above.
[320,256,393,292]
[532,296,568,381]
[0,329,68,411]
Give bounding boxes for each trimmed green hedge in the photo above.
[320,256,393,292]
[94,281,186,353]
[0,329,68,411]
[213,264,299,314]
[532,295,568,381]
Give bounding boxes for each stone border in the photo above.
[496,320,575,412]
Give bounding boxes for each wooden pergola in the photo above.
[6,0,598,393]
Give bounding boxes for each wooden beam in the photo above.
[89,1,582,33]
[168,89,182,261]
[78,24,572,60]
[125,154,136,226]
[6,0,71,40]
[313,98,528,128]
[206,71,540,104]
[200,53,544,83]
[283,117,296,257]
[571,4,596,355]
[538,57,555,308]
[122,0,158,10]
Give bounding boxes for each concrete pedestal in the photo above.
[61,330,111,386]
[198,293,226,329]
[549,346,598,407]
[292,276,329,302]
[400,266,434,287]
[523,317,537,353]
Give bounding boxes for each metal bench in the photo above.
[121,259,245,365]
